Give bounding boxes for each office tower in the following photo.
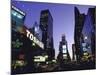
[40,9,55,60]
[11,5,26,55]
[82,7,96,59]
[74,7,85,62]
[11,5,25,27]
[57,34,71,63]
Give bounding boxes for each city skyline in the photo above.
[12,1,95,58]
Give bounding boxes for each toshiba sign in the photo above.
[26,29,44,49]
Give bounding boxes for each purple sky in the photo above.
[12,0,95,58]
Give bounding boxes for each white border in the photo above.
[0,0,10,75]
[18,0,96,5]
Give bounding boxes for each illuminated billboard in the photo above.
[62,45,67,53]
[26,29,44,49]
[34,55,48,62]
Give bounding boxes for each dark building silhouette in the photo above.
[11,6,45,74]
[81,7,96,60]
[89,8,96,59]
[11,5,26,60]
[74,7,86,62]
[11,5,37,73]
[40,9,55,60]
[57,34,71,64]
[74,7,96,62]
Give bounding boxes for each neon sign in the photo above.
[12,5,25,16]
[62,45,67,53]
[26,29,44,49]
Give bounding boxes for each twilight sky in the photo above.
[12,0,95,58]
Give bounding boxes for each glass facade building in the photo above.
[74,7,85,62]
[81,8,96,58]
[11,5,25,27]
[40,10,55,60]
[74,7,96,62]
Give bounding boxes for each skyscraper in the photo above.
[74,7,85,62]
[11,6,34,73]
[40,9,55,60]
[57,34,71,63]
[11,5,26,57]
[11,5,25,27]
[81,7,96,60]
[74,7,96,62]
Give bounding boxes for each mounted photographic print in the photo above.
[11,0,96,74]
